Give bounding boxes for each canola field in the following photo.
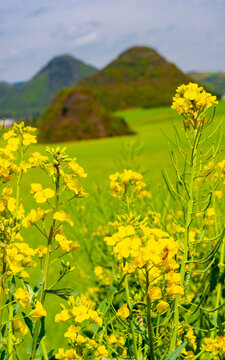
[1,86,225,359]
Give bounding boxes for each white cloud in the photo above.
[72,32,97,46]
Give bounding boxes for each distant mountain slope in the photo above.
[189,72,225,96]
[0,55,96,118]
[38,86,134,143]
[80,46,193,110]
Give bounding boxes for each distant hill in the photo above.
[0,55,96,118]
[37,46,192,143]
[38,86,134,143]
[79,46,193,110]
[189,72,225,97]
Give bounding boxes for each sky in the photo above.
[0,0,225,83]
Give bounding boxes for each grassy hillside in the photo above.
[80,46,193,110]
[0,55,96,118]
[37,46,193,143]
[38,85,134,142]
[23,101,225,197]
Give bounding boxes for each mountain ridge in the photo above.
[0,55,97,118]
[38,46,193,143]
[79,46,193,110]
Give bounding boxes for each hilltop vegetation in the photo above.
[80,46,193,110]
[0,55,96,118]
[38,86,134,142]
[38,46,193,142]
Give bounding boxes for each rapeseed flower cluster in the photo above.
[203,336,225,358]
[171,83,218,129]
[55,295,107,359]
[109,169,151,200]
[105,223,183,298]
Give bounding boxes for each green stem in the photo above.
[40,339,49,360]
[170,129,200,352]
[145,268,155,360]
[7,304,13,360]
[211,195,223,338]
[214,238,225,325]
[0,272,5,336]
[7,148,24,360]
[124,274,140,360]
[192,349,205,360]
[30,165,60,360]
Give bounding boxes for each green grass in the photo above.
[24,101,225,194]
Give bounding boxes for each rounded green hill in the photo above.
[38,86,134,143]
[80,46,193,110]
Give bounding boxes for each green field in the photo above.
[24,101,225,192]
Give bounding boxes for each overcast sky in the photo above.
[0,0,224,83]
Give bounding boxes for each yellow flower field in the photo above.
[0,83,225,359]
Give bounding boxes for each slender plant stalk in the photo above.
[7,147,25,360]
[124,274,140,360]
[0,238,6,335]
[30,165,60,360]
[170,128,200,352]
[214,238,225,323]
[40,339,49,360]
[211,194,224,338]
[7,303,14,360]
[145,267,155,360]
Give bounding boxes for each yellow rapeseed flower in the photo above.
[30,301,47,322]
[97,345,109,358]
[53,211,74,226]
[14,288,31,308]
[117,303,130,319]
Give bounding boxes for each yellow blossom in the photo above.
[55,309,71,323]
[30,301,47,322]
[34,188,55,203]
[64,325,81,340]
[14,288,30,308]
[97,345,108,358]
[13,319,28,336]
[157,301,169,314]
[117,303,130,319]
[148,286,162,300]
[53,211,74,226]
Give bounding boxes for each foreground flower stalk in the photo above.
[169,83,218,353]
[145,267,155,360]
[124,273,140,360]
[30,157,61,359]
[170,127,200,352]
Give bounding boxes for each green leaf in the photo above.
[99,298,108,314]
[210,260,219,292]
[22,312,33,336]
[37,316,45,345]
[133,321,149,344]
[0,350,6,360]
[45,288,76,300]
[164,342,187,360]
[1,324,6,337]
